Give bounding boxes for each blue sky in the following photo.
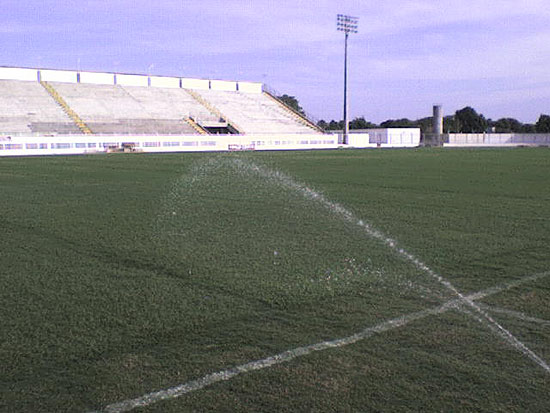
[1,0,549,123]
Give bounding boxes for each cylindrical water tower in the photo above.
[433,105,443,136]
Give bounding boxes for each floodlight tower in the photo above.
[337,14,358,144]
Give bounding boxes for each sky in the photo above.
[1,0,549,124]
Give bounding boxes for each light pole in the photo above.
[337,14,358,145]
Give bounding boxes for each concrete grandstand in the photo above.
[0,66,321,137]
[0,79,82,135]
[0,66,420,156]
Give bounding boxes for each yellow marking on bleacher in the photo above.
[40,81,93,135]
[185,89,243,134]
[185,117,209,135]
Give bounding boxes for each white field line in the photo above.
[479,304,550,327]
[92,271,549,413]
[231,160,550,374]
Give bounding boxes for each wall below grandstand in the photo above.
[0,134,339,156]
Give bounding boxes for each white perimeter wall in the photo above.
[345,129,421,148]
[446,133,550,146]
[386,129,420,145]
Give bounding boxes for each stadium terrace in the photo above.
[0,66,419,156]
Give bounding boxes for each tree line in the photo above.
[277,95,550,134]
[318,108,550,134]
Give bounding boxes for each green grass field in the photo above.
[1,148,549,412]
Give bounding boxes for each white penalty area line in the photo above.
[91,271,549,413]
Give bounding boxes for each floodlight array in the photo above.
[337,14,359,34]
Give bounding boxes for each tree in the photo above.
[277,94,305,116]
[317,120,328,130]
[415,117,433,134]
[328,120,344,130]
[317,117,377,131]
[350,117,377,130]
[454,107,487,133]
[443,116,455,133]
[380,118,416,128]
[493,118,523,133]
[536,114,550,133]
[521,123,536,133]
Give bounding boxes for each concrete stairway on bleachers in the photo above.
[0,78,322,136]
[41,81,92,134]
[194,89,322,135]
[0,80,82,134]
[122,86,219,123]
[50,82,219,135]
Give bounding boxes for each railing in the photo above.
[262,84,324,132]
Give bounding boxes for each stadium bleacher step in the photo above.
[185,89,243,134]
[40,81,93,134]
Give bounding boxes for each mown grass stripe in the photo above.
[480,303,550,327]
[230,159,550,374]
[92,271,550,412]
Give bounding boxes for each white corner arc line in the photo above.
[91,271,549,413]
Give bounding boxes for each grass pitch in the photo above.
[1,148,549,412]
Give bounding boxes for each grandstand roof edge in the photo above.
[0,65,262,87]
